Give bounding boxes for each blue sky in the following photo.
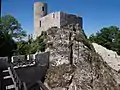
[2,0,120,36]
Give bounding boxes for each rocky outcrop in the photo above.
[93,43,120,71]
[43,24,120,90]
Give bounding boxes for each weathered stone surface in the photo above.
[44,25,120,90]
[45,64,75,88]
[35,52,50,66]
[0,57,8,62]
[34,9,82,39]
[11,52,50,68]
[92,43,120,71]
[11,55,26,66]
[45,27,70,66]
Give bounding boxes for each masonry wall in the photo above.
[34,11,83,39]
[34,12,61,38]
[60,12,83,29]
[34,2,48,39]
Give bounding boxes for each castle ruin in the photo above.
[34,2,83,39]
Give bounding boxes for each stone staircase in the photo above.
[2,66,49,90]
[2,66,22,90]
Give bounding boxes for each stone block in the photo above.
[35,52,50,66]
[11,55,25,66]
[0,57,8,62]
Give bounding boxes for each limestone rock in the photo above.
[92,43,120,71]
[44,26,120,90]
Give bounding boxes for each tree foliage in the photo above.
[1,15,27,40]
[0,30,17,57]
[16,35,46,55]
[0,14,46,57]
[89,26,120,55]
[0,15,27,57]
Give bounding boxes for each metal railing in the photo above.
[8,66,22,90]
[8,66,49,90]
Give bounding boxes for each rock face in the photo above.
[43,25,120,90]
[92,43,120,71]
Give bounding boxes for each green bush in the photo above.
[89,26,120,55]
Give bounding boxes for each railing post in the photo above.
[8,66,22,90]
[37,81,49,90]
[22,82,27,90]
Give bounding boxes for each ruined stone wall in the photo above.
[0,52,50,68]
[60,12,83,29]
[34,12,61,38]
[0,57,8,62]
[34,2,48,39]
[34,11,82,39]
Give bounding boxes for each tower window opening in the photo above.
[40,21,41,27]
[53,13,55,18]
[42,7,44,11]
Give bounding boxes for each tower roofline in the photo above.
[34,1,47,5]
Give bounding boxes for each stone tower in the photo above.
[34,2,47,39]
